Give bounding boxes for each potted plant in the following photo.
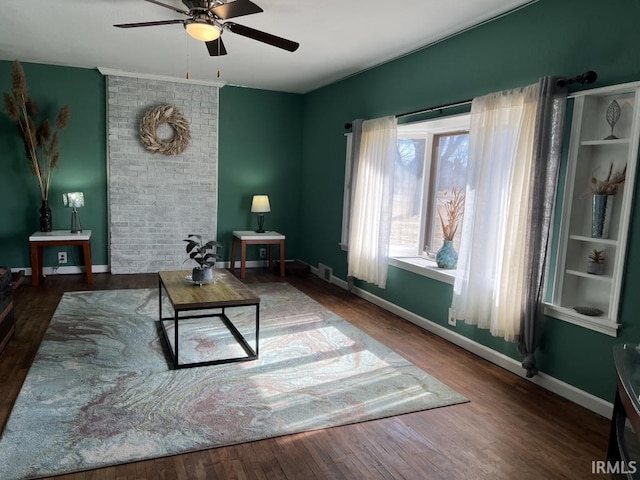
[183,234,223,285]
[435,187,465,269]
[587,249,605,275]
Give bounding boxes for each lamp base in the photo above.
[255,213,265,233]
[70,209,83,233]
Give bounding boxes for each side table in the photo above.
[29,230,93,286]
[230,231,285,279]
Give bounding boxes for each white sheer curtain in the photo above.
[347,116,397,288]
[452,84,539,341]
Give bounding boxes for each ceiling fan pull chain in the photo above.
[185,31,190,79]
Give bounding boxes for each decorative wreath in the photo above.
[139,104,191,156]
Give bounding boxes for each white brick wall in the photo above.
[106,75,218,274]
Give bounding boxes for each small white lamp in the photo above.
[251,195,271,233]
[62,192,84,233]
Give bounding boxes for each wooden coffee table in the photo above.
[158,269,260,369]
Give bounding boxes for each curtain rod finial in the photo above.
[556,70,597,88]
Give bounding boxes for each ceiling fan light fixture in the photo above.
[184,19,221,42]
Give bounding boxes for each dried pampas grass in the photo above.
[2,60,70,200]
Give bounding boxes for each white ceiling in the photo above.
[0,0,534,94]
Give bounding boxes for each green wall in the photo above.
[0,63,107,267]
[2,0,638,404]
[218,86,303,260]
[298,0,640,401]
[0,64,303,268]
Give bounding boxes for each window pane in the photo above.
[428,133,468,253]
[389,138,425,257]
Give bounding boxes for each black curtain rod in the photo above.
[343,70,597,130]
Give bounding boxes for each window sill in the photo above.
[543,303,619,337]
[388,257,455,285]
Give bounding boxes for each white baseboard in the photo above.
[13,261,266,276]
[220,260,272,269]
[309,266,613,418]
[13,265,110,276]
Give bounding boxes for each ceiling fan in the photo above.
[114,0,299,56]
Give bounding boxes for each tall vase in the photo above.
[39,200,52,232]
[436,239,458,269]
[591,194,614,238]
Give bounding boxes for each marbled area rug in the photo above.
[0,283,467,479]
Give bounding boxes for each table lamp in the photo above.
[251,195,270,233]
[63,192,84,233]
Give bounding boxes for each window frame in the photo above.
[391,114,471,260]
[341,113,470,283]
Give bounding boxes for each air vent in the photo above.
[318,263,332,283]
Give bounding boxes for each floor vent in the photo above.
[318,263,333,283]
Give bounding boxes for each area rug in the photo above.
[0,283,467,479]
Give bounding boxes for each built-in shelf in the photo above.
[565,269,612,282]
[580,138,630,146]
[544,304,620,336]
[569,234,618,245]
[548,81,640,335]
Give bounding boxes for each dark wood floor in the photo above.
[0,269,610,479]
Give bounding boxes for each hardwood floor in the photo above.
[0,269,611,479]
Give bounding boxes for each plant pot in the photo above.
[586,262,604,275]
[192,266,213,285]
[39,200,52,232]
[436,240,458,269]
[591,194,614,238]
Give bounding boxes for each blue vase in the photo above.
[436,240,458,269]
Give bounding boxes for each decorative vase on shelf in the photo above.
[436,240,458,269]
[591,194,614,238]
[39,200,52,232]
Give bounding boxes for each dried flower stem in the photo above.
[590,162,626,195]
[3,60,69,200]
[438,187,465,241]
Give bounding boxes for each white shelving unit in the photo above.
[546,81,640,336]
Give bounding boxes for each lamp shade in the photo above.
[63,192,84,209]
[251,195,271,213]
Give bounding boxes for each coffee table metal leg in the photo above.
[255,304,260,357]
[174,310,179,368]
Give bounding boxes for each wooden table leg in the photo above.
[230,237,238,274]
[82,240,93,284]
[30,242,40,286]
[240,241,247,279]
[279,239,285,277]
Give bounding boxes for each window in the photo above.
[389,114,470,259]
[341,114,470,266]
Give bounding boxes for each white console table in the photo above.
[229,231,285,279]
[29,230,93,286]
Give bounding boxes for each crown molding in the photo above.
[97,67,226,88]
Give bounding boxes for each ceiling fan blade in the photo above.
[114,19,184,28]
[225,22,299,52]
[144,0,190,15]
[206,37,228,56]
[182,0,209,9]
[211,0,263,20]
